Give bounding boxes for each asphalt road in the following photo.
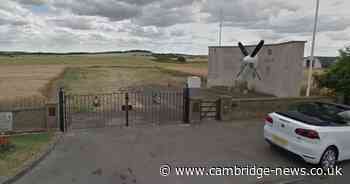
[14,120,349,184]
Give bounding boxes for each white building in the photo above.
[208,41,306,97]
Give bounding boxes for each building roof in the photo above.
[209,41,307,48]
[304,56,338,68]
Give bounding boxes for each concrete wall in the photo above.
[208,41,306,97]
[219,96,335,121]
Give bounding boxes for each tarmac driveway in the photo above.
[15,120,348,184]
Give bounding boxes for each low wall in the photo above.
[0,102,58,132]
[219,96,335,121]
[12,107,47,131]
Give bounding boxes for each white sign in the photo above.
[187,76,201,88]
[0,112,13,131]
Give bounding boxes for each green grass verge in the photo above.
[0,133,53,177]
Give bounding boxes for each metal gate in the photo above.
[61,89,185,130]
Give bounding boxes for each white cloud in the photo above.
[0,0,349,56]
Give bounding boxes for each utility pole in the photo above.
[219,8,223,46]
[306,0,320,97]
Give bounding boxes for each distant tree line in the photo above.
[151,53,187,63]
[0,50,153,57]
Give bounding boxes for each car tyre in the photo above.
[267,141,279,150]
[319,147,337,171]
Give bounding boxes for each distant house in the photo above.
[304,56,337,69]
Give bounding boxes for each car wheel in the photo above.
[320,147,337,171]
[267,141,278,150]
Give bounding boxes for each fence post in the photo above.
[58,87,65,132]
[183,87,190,124]
[125,92,129,127]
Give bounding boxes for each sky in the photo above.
[0,0,349,56]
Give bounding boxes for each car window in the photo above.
[318,103,344,114]
[288,102,349,126]
[289,103,318,114]
[338,111,350,121]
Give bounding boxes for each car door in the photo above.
[319,103,350,160]
[326,126,350,160]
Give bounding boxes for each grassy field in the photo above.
[61,66,189,94]
[0,54,207,67]
[0,133,53,176]
[0,52,328,99]
[0,54,208,99]
[0,54,154,65]
[0,52,328,100]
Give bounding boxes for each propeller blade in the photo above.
[253,68,262,80]
[238,42,249,56]
[250,40,264,57]
[236,64,247,79]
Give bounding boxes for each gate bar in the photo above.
[183,87,190,124]
[125,92,129,127]
[58,87,65,132]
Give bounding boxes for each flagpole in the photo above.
[306,0,320,97]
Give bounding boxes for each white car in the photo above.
[264,102,350,170]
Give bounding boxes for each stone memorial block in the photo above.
[0,112,13,131]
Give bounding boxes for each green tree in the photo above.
[316,47,350,96]
[177,56,186,63]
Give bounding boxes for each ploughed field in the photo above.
[0,65,66,100]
